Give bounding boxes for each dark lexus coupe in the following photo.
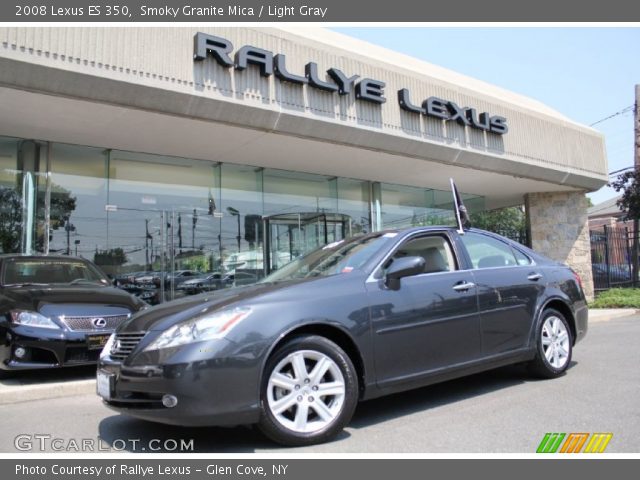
[98,226,587,446]
[0,255,146,374]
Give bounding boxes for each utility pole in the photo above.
[633,84,639,286]
[145,219,150,270]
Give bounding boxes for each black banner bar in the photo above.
[3,459,640,480]
[2,0,640,22]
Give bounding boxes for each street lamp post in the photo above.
[227,207,241,252]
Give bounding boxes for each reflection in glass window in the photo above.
[49,143,107,258]
[0,137,20,254]
[461,232,518,269]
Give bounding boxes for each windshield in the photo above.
[262,233,396,283]
[2,258,109,286]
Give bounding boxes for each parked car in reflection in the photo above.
[176,272,233,294]
[591,263,633,285]
[98,226,587,446]
[0,255,147,375]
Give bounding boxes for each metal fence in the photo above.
[490,228,530,247]
[590,225,635,291]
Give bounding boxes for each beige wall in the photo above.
[526,191,594,300]
[0,27,607,192]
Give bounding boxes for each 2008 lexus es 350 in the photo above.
[98,222,587,446]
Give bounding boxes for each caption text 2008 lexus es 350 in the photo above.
[98,224,587,446]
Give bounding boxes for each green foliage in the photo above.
[609,170,640,220]
[590,288,640,308]
[0,182,77,253]
[470,206,526,233]
[181,255,209,272]
[94,248,128,266]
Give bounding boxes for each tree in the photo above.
[0,187,22,253]
[609,170,640,220]
[94,248,128,267]
[470,206,526,233]
[0,182,77,253]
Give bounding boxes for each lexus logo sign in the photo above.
[92,317,107,328]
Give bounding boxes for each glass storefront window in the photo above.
[0,137,20,254]
[49,143,107,258]
[219,164,264,284]
[1,135,485,301]
[337,178,371,235]
[107,151,219,302]
[379,183,484,229]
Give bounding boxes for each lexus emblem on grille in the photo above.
[92,317,107,328]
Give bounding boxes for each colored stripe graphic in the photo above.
[560,433,589,453]
[536,433,566,453]
[537,433,613,453]
[584,433,613,453]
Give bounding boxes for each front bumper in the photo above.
[97,338,263,427]
[0,324,112,370]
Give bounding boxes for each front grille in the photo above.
[64,348,100,364]
[60,314,130,331]
[110,332,146,360]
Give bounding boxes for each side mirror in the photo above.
[385,256,425,290]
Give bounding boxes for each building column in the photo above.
[525,191,594,300]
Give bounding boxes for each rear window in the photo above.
[2,259,108,285]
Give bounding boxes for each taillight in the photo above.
[572,270,583,291]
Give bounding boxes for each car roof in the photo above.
[0,254,89,261]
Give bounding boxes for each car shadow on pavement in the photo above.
[0,365,96,386]
[97,361,578,452]
[350,361,578,430]
[98,415,274,453]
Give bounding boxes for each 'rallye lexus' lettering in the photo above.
[194,32,508,134]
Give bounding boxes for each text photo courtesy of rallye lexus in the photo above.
[98,181,588,446]
[0,256,146,374]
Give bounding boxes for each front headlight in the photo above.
[143,307,252,351]
[10,311,61,330]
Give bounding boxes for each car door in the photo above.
[459,231,545,356]
[366,232,481,388]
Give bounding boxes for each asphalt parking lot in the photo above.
[1,313,639,453]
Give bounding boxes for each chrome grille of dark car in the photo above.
[110,332,146,360]
[60,314,130,331]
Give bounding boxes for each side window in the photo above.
[512,247,532,266]
[461,232,518,269]
[391,235,456,274]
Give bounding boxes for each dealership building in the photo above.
[0,27,607,298]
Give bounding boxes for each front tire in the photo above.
[258,335,358,446]
[528,309,573,378]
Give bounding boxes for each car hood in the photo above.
[0,285,141,313]
[118,279,315,333]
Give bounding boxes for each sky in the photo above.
[333,27,640,206]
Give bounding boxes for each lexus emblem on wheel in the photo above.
[92,317,107,328]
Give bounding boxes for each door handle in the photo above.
[453,281,476,292]
[527,273,543,281]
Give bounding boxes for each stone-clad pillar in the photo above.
[525,191,594,300]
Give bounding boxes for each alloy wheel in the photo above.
[541,315,570,369]
[266,350,346,434]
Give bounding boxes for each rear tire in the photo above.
[258,335,358,446]
[528,309,573,379]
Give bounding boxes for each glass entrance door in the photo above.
[263,213,352,275]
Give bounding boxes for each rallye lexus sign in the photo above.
[194,32,508,135]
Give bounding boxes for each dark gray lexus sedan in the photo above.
[98,227,587,446]
[0,255,147,374]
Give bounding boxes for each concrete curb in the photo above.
[589,308,640,322]
[0,379,95,406]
